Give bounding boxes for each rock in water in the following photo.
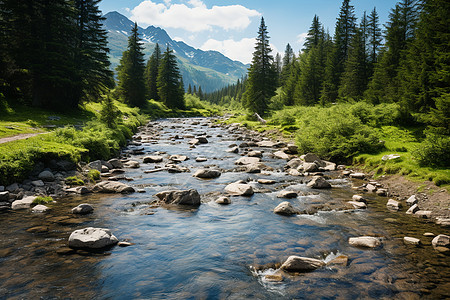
[307,176,332,189]
[215,196,231,205]
[432,234,450,253]
[193,169,221,179]
[93,181,135,194]
[224,182,254,196]
[68,227,118,249]
[11,196,36,210]
[277,190,298,199]
[72,203,94,215]
[403,237,421,245]
[280,256,325,272]
[38,170,55,182]
[143,156,164,163]
[155,189,201,206]
[273,201,299,215]
[349,236,382,248]
[235,157,260,165]
[32,204,50,213]
[386,199,402,210]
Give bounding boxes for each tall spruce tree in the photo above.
[367,7,382,65]
[157,46,185,109]
[303,15,324,52]
[74,0,113,103]
[144,43,161,101]
[117,23,146,107]
[243,17,277,116]
[280,43,294,86]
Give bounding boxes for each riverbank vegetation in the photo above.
[206,0,449,188]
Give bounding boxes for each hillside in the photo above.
[103,11,248,92]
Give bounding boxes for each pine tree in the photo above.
[280,43,294,86]
[335,0,357,68]
[144,43,161,101]
[74,0,113,103]
[367,7,382,65]
[303,15,323,52]
[100,95,121,128]
[157,46,185,109]
[197,86,204,100]
[187,84,192,95]
[117,23,146,107]
[275,52,282,85]
[243,17,277,116]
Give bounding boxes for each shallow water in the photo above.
[0,118,449,299]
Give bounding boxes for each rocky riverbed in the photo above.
[0,117,449,299]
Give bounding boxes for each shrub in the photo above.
[88,169,100,182]
[100,96,121,128]
[33,196,53,204]
[433,175,449,186]
[412,131,450,168]
[65,176,84,186]
[269,110,296,126]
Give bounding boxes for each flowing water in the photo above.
[0,118,449,299]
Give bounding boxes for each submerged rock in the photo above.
[281,256,325,272]
[68,227,118,249]
[349,236,382,248]
[273,201,299,215]
[72,203,94,215]
[155,189,201,206]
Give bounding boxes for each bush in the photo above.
[412,131,450,168]
[33,196,53,204]
[88,169,100,182]
[269,110,296,126]
[433,175,449,186]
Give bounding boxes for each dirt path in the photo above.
[0,133,46,144]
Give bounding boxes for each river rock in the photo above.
[88,160,102,172]
[307,176,331,189]
[72,203,94,215]
[143,156,164,163]
[11,196,36,210]
[273,151,290,160]
[124,160,140,168]
[108,158,123,169]
[66,186,90,194]
[387,199,402,210]
[196,137,208,144]
[68,227,118,249]
[195,157,208,162]
[352,195,366,203]
[348,201,367,209]
[301,153,319,163]
[0,191,9,201]
[406,195,417,206]
[155,189,201,206]
[38,170,55,182]
[32,204,50,213]
[277,190,298,199]
[280,256,325,272]
[431,234,450,252]
[0,186,4,192]
[6,183,19,192]
[349,172,366,179]
[169,155,189,162]
[93,181,135,194]
[349,236,382,248]
[403,237,421,245]
[287,169,302,176]
[406,204,419,214]
[31,180,45,187]
[415,210,432,218]
[274,201,299,215]
[188,138,200,145]
[284,144,298,154]
[286,158,303,169]
[257,179,276,185]
[302,162,319,172]
[235,157,260,165]
[366,183,377,192]
[257,140,275,148]
[376,188,388,196]
[248,150,263,158]
[227,147,239,153]
[193,169,221,179]
[215,196,231,205]
[436,218,450,227]
[327,255,349,266]
[224,182,254,196]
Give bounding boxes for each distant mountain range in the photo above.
[103,11,248,92]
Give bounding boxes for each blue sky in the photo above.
[99,0,399,64]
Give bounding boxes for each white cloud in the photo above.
[201,38,255,64]
[130,0,260,32]
[296,32,308,47]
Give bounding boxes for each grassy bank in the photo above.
[223,102,450,190]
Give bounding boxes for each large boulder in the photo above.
[93,181,135,194]
[193,169,221,179]
[281,256,325,272]
[155,189,201,206]
[38,170,55,182]
[286,158,303,169]
[302,162,319,172]
[307,176,332,189]
[235,157,260,165]
[303,153,320,163]
[68,227,118,249]
[349,236,382,248]
[224,182,254,196]
[72,203,94,215]
[108,158,123,169]
[11,196,36,210]
[274,201,299,215]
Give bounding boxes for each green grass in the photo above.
[65,176,85,186]
[33,196,54,205]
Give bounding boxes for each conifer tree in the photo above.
[280,43,295,86]
[74,0,113,103]
[303,15,324,52]
[157,46,185,109]
[243,17,277,116]
[187,84,192,95]
[144,43,161,101]
[367,7,382,65]
[100,95,121,128]
[117,23,146,107]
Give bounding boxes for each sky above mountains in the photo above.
[99,0,398,64]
